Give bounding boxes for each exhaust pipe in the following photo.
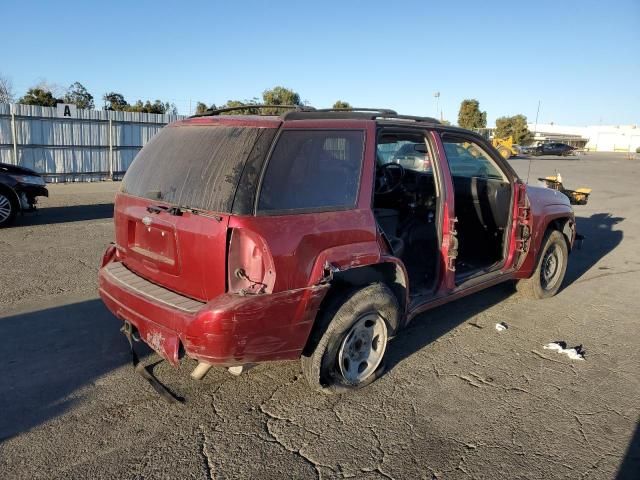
[190,361,212,380]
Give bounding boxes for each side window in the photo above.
[258,130,364,213]
[442,136,508,181]
[377,134,432,172]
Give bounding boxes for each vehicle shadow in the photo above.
[617,419,640,479]
[564,212,624,286]
[0,299,131,441]
[13,203,113,226]
[385,211,624,373]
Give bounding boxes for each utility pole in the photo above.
[533,100,541,143]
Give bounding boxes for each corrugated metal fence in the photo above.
[0,103,184,182]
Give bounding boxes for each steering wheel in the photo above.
[376,162,405,195]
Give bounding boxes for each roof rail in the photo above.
[190,104,316,118]
[313,107,398,115]
[282,107,441,124]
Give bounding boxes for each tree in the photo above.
[332,100,352,109]
[261,86,302,114]
[495,114,533,145]
[103,93,177,114]
[0,74,14,103]
[194,102,217,114]
[64,82,94,109]
[195,102,208,114]
[103,92,128,110]
[220,99,260,115]
[18,87,61,107]
[457,99,487,130]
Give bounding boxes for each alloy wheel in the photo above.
[0,193,12,224]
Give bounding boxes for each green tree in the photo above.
[495,114,533,145]
[103,93,177,114]
[220,99,260,115]
[195,102,209,114]
[129,100,177,114]
[103,92,128,110]
[18,87,61,106]
[194,102,217,114]
[64,82,94,109]
[261,86,302,114]
[457,99,487,130]
[332,100,352,109]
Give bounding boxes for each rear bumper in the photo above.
[99,261,328,367]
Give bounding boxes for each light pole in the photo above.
[434,92,440,119]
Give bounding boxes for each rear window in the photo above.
[122,125,267,213]
[257,130,364,213]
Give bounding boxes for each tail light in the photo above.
[227,228,275,295]
[101,243,117,267]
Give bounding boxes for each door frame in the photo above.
[373,125,454,305]
[435,130,522,290]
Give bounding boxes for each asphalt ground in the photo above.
[0,152,638,479]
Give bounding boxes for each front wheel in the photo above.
[497,147,511,159]
[301,283,400,393]
[0,191,17,228]
[516,230,569,299]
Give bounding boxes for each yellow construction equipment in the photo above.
[492,136,519,159]
[473,129,519,159]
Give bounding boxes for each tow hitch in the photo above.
[121,322,184,404]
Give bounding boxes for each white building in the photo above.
[527,123,640,152]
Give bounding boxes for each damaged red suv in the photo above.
[99,106,576,393]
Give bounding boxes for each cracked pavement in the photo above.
[0,153,639,479]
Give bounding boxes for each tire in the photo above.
[0,190,18,228]
[516,230,568,299]
[497,147,511,159]
[301,283,400,394]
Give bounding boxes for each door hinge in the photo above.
[447,217,459,271]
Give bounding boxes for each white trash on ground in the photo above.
[543,341,585,360]
[495,322,508,332]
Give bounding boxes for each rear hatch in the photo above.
[114,121,277,301]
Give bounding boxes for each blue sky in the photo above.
[3,0,639,125]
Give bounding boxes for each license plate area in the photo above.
[127,218,180,274]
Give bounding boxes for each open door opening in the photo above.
[373,130,442,297]
[441,135,514,284]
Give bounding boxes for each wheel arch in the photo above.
[301,261,408,357]
[517,211,574,279]
[0,183,21,213]
[545,215,574,252]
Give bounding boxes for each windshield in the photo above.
[122,125,268,213]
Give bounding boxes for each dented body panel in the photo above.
[99,265,329,366]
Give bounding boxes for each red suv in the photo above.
[99,106,576,393]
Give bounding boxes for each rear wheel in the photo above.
[0,191,17,228]
[516,230,568,299]
[301,283,400,393]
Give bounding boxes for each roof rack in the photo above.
[282,107,441,124]
[314,107,398,115]
[190,104,316,118]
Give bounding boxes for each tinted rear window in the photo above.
[257,130,364,213]
[122,125,268,213]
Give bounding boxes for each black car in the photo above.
[0,162,48,227]
[532,142,575,156]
